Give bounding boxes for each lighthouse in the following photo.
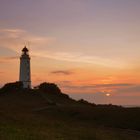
[19,46,31,88]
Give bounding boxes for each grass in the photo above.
[0,119,140,140]
[0,90,140,139]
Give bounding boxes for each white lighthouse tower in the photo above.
[19,46,31,88]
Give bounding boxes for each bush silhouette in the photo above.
[78,99,96,106]
[38,82,61,94]
[1,81,23,91]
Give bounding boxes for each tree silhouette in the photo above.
[38,82,61,94]
[1,81,23,92]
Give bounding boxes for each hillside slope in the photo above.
[0,83,140,140]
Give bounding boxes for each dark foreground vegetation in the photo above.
[0,81,140,140]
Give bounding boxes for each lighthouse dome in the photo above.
[22,46,29,52]
[22,46,29,55]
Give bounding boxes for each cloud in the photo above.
[0,29,26,38]
[62,83,133,90]
[92,83,133,88]
[0,28,129,69]
[57,80,72,84]
[64,83,140,105]
[0,46,18,56]
[34,51,126,69]
[0,28,54,53]
[51,70,73,75]
[57,82,134,95]
[4,56,19,60]
[0,28,127,68]
[0,56,19,63]
[116,85,140,94]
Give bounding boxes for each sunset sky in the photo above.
[0,0,140,105]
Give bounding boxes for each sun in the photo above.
[106,93,111,97]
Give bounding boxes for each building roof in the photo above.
[22,46,29,52]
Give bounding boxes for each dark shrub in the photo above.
[1,81,23,91]
[78,99,96,106]
[38,82,61,94]
[60,93,69,98]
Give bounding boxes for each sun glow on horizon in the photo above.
[106,93,111,97]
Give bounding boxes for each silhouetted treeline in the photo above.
[36,82,61,94]
[78,99,96,106]
[0,81,23,92]
[0,81,122,108]
[0,81,64,95]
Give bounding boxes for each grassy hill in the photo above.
[0,82,140,140]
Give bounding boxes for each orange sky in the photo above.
[0,0,140,105]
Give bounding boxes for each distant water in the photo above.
[123,105,140,108]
